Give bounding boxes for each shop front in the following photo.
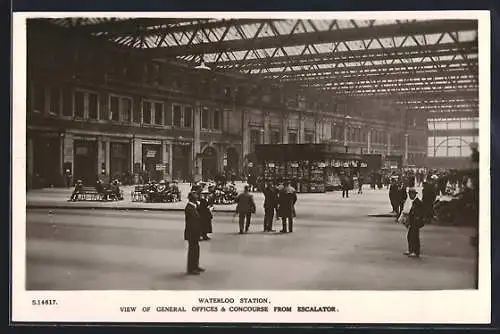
[224,147,239,179]
[201,146,218,181]
[30,133,62,188]
[172,143,191,182]
[110,142,131,183]
[142,143,163,182]
[73,139,98,185]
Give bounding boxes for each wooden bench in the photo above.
[76,186,102,201]
[131,185,145,202]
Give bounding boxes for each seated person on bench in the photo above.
[109,180,123,200]
[96,179,108,200]
[70,180,83,201]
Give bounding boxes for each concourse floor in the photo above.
[25,188,477,290]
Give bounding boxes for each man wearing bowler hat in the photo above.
[184,191,205,275]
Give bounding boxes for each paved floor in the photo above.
[25,188,477,290]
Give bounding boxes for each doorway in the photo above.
[33,135,61,187]
[73,140,98,185]
[142,144,162,182]
[172,144,191,182]
[225,147,239,179]
[202,147,218,181]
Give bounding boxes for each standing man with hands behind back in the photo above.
[235,185,256,234]
[184,191,205,275]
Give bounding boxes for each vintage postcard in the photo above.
[11,10,491,323]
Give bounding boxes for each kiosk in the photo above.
[255,144,369,193]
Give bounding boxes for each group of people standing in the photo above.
[183,181,299,274]
[262,181,297,233]
[233,182,298,234]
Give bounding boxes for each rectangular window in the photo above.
[184,106,192,128]
[448,146,460,157]
[461,144,472,157]
[34,84,45,113]
[133,98,140,123]
[122,98,132,122]
[434,120,447,130]
[88,93,98,120]
[434,145,447,157]
[154,102,163,125]
[62,87,73,116]
[173,104,182,127]
[164,103,172,126]
[289,132,297,144]
[213,109,221,130]
[201,107,210,129]
[271,131,281,144]
[110,96,120,121]
[49,87,60,115]
[447,121,461,130]
[74,91,85,119]
[305,133,314,143]
[143,101,152,124]
[447,137,461,147]
[250,129,260,151]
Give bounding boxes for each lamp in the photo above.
[194,57,211,71]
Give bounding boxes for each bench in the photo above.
[71,186,102,201]
[71,186,124,201]
[131,185,145,202]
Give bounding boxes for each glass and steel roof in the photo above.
[44,18,479,118]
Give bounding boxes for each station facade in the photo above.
[26,20,427,187]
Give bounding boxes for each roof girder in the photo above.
[74,18,199,33]
[279,68,475,85]
[260,58,477,79]
[100,19,277,38]
[321,89,478,99]
[216,41,477,70]
[140,19,477,57]
[426,110,479,118]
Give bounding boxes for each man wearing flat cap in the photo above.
[403,188,425,258]
[184,191,205,275]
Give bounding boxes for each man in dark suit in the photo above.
[389,178,399,214]
[263,182,278,232]
[278,182,297,233]
[184,192,205,275]
[235,185,256,234]
[404,188,425,258]
[341,174,350,198]
[397,181,407,216]
[422,180,437,224]
[198,190,214,241]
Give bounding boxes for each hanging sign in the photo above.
[155,164,165,171]
[146,150,156,158]
[360,163,368,168]
[267,163,275,168]
[334,162,341,168]
[343,163,349,168]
